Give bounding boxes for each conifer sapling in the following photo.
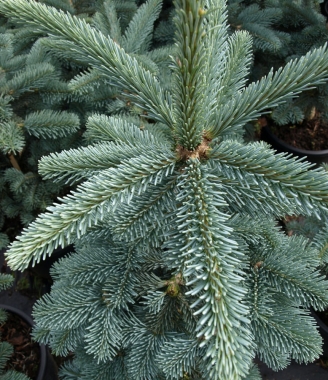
[1,0,328,379]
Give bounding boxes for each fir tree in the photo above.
[2,0,328,379]
[228,0,291,54]
[236,0,328,125]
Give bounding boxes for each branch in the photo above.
[8,153,21,171]
[0,0,174,127]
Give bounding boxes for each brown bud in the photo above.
[254,261,263,269]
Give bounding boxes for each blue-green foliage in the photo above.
[245,0,328,125]
[0,0,170,244]
[0,2,83,242]
[2,0,328,379]
[158,1,328,125]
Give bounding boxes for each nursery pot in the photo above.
[0,304,48,380]
[321,0,328,18]
[261,126,328,165]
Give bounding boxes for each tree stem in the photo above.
[8,153,21,171]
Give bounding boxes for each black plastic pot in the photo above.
[0,304,49,380]
[261,126,328,165]
[321,0,328,18]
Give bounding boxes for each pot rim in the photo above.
[0,303,47,380]
[262,125,328,157]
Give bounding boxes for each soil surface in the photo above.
[261,116,328,150]
[0,311,40,379]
